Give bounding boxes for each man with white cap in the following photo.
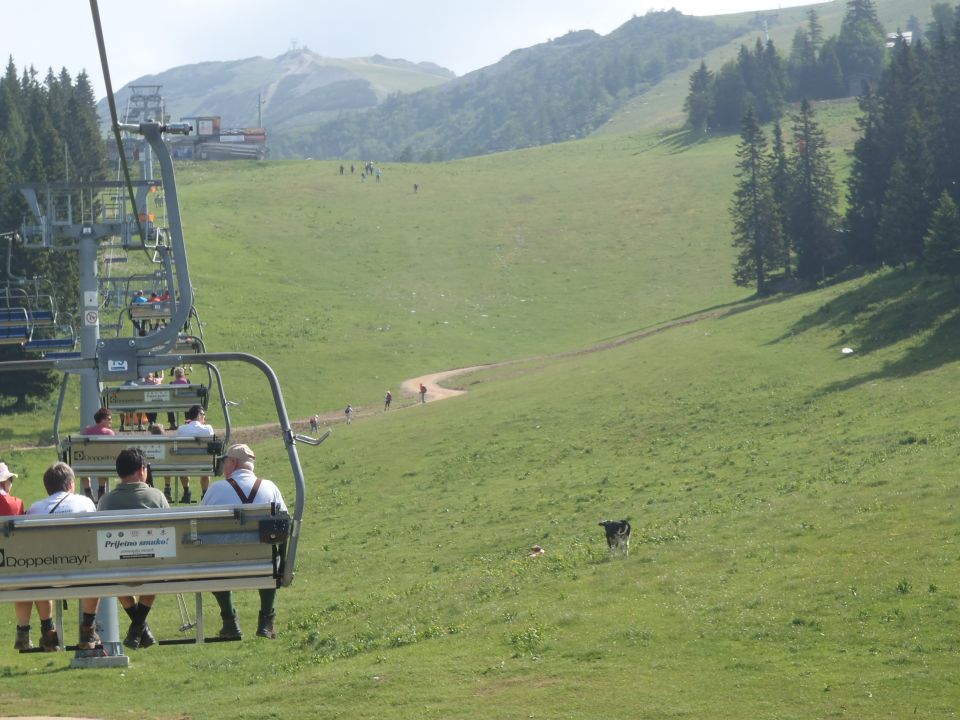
[201,443,287,640]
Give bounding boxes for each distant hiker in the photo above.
[375,168,381,182]
[384,391,392,410]
[419,384,427,404]
[413,183,419,193]
[339,164,344,175]
[361,173,366,182]
[345,405,353,424]
[350,164,355,174]
[310,414,320,433]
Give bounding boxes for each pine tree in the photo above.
[786,100,839,281]
[875,113,936,267]
[683,61,713,133]
[836,0,886,90]
[769,121,792,276]
[730,107,782,294]
[924,191,960,289]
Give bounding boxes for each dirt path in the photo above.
[11,303,753,450]
[266,302,751,438]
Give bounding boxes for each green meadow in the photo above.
[3,97,960,718]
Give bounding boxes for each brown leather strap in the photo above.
[226,477,262,504]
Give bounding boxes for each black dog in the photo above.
[599,519,631,557]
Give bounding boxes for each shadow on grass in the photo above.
[769,267,960,392]
[652,127,740,155]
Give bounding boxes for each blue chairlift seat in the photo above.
[28,309,55,325]
[0,325,28,345]
[24,337,76,351]
[0,307,29,327]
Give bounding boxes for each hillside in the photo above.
[9,93,960,720]
[100,49,453,148]
[5,51,960,717]
[98,0,935,161]
[4,1,959,713]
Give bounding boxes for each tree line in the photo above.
[729,1,960,294]
[686,0,893,133]
[300,10,742,162]
[0,57,108,409]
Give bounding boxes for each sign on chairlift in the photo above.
[97,526,177,561]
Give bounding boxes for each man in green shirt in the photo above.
[97,448,169,649]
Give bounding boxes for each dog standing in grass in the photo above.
[599,519,631,557]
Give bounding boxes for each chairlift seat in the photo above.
[102,383,209,413]
[0,503,290,602]
[0,308,29,327]
[176,335,203,354]
[28,309,55,326]
[129,302,172,321]
[61,434,224,475]
[24,337,75,351]
[0,326,28,344]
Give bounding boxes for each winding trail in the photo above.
[233,302,752,443]
[8,303,753,450]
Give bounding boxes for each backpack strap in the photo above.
[226,477,263,504]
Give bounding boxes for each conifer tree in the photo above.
[684,61,713,133]
[786,100,838,281]
[875,113,935,267]
[769,121,792,276]
[731,107,782,294]
[924,191,960,289]
[836,0,886,89]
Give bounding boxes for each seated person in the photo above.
[97,448,169,649]
[81,407,114,500]
[170,404,215,503]
[15,463,101,651]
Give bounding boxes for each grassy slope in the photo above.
[4,33,960,720]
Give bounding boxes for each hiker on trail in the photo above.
[384,391,392,410]
[345,405,353,424]
[375,168,381,182]
[339,164,344,175]
[419,384,427,404]
[310,414,320,433]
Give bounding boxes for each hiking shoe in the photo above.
[218,614,242,640]
[164,487,173,502]
[123,622,145,649]
[181,488,192,504]
[139,622,156,648]
[14,627,32,651]
[78,624,100,650]
[255,612,276,640]
[39,628,60,652]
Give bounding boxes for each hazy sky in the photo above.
[2,0,823,99]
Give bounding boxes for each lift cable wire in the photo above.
[88,0,145,244]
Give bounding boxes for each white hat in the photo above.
[0,462,18,483]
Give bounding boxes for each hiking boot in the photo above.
[78,624,100,650]
[14,626,32,651]
[218,613,242,640]
[139,622,156,648]
[39,627,60,652]
[255,612,276,639]
[164,487,173,503]
[123,622,145,650]
[181,488,192,504]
